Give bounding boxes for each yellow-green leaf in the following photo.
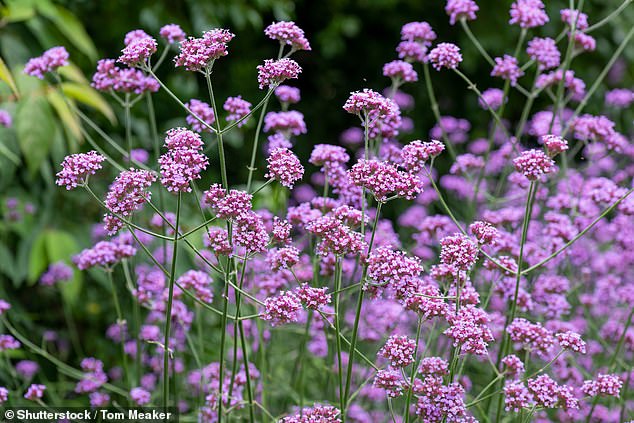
[47,89,82,142]
[15,94,55,174]
[61,82,116,124]
[36,4,97,60]
[0,57,20,98]
[57,63,89,85]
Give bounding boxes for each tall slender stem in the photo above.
[333,258,345,419]
[163,192,181,409]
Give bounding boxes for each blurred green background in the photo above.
[0,0,632,348]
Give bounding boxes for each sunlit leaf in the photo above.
[36,3,97,60]
[0,57,20,98]
[61,82,116,124]
[47,88,82,142]
[15,94,55,174]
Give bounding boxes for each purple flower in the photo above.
[159,24,186,44]
[24,384,46,400]
[92,59,159,94]
[373,369,405,397]
[118,37,157,66]
[15,360,39,379]
[396,41,427,62]
[257,58,302,89]
[343,89,393,116]
[124,30,151,46]
[185,99,215,133]
[427,43,462,71]
[24,47,69,79]
[223,96,252,126]
[159,128,209,193]
[383,60,418,83]
[130,387,151,405]
[526,37,560,70]
[177,270,213,303]
[0,110,11,128]
[40,262,73,286]
[379,335,416,367]
[541,134,569,157]
[0,300,10,315]
[264,21,311,51]
[509,0,549,28]
[73,241,136,270]
[203,184,252,219]
[265,147,304,188]
[555,331,586,354]
[104,169,157,234]
[295,284,330,310]
[261,290,302,326]
[400,22,436,45]
[445,0,479,25]
[174,29,235,71]
[478,88,505,110]
[0,334,20,351]
[264,111,307,136]
[491,55,524,86]
[0,387,8,404]
[504,380,533,411]
[56,151,106,190]
[581,374,622,397]
[440,233,478,270]
[560,8,589,30]
[605,88,634,108]
[513,149,556,181]
[274,85,301,104]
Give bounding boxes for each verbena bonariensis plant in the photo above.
[1,1,634,422]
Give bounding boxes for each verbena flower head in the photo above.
[491,55,523,86]
[24,46,69,79]
[295,284,331,310]
[526,37,560,71]
[349,159,422,202]
[257,58,302,89]
[267,246,300,271]
[396,41,427,63]
[309,144,350,168]
[24,384,46,401]
[174,29,235,71]
[223,96,252,126]
[401,140,445,172]
[555,331,586,354]
[509,0,549,28]
[56,151,106,190]
[501,355,525,377]
[541,134,568,157]
[159,24,186,44]
[605,88,634,108]
[560,8,589,30]
[0,299,10,315]
[383,60,418,83]
[118,37,157,67]
[445,0,479,25]
[203,184,252,219]
[74,241,136,270]
[478,88,505,110]
[280,404,341,422]
[444,305,494,355]
[400,22,436,45]
[581,374,622,397]
[234,212,269,254]
[419,357,449,375]
[130,387,151,405]
[507,318,554,356]
[91,59,159,94]
[526,375,578,409]
[260,291,302,326]
[177,270,213,302]
[305,216,366,256]
[124,29,151,45]
[469,221,499,245]
[379,335,416,367]
[512,149,556,181]
[159,128,209,192]
[373,369,405,397]
[343,89,392,116]
[427,43,462,71]
[0,110,11,128]
[0,334,21,351]
[40,262,73,286]
[504,380,533,412]
[536,70,586,101]
[439,233,478,270]
[0,387,8,404]
[264,111,307,136]
[264,21,311,51]
[265,147,304,188]
[185,99,215,133]
[275,85,301,104]
[104,169,157,234]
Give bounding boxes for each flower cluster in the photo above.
[158,128,209,192]
[174,29,235,71]
[24,46,69,79]
[56,151,106,190]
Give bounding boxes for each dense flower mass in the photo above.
[257,58,302,89]
[174,29,235,71]
[427,43,463,70]
[159,128,209,192]
[16,3,634,422]
[56,151,106,190]
[24,46,69,79]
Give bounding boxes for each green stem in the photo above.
[162,192,181,409]
[404,318,423,423]
[333,258,345,420]
[246,95,272,192]
[107,270,131,390]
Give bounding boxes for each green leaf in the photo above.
[0,243,18,285]
[15,94,55,174]
[57,63,89,84]
[61,82,116,125]
[36,4,97,60]
[28,231,48,285]
[47,89,82,142]
[0,57,20,98]
[1,2,36,22]
[44,229,82,305]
